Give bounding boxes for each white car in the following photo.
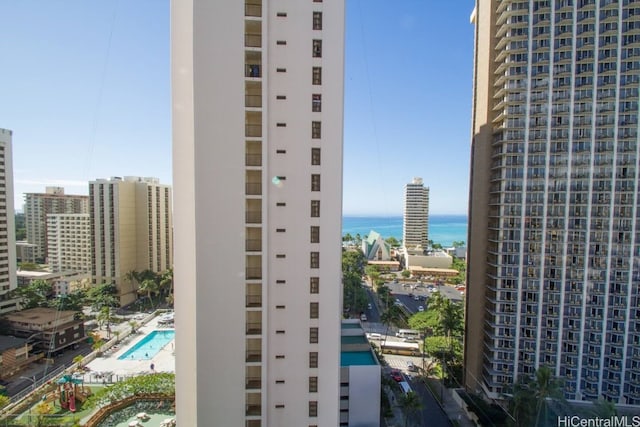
[360,313,367,321]
[418,306,424,312]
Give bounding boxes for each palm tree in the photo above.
[159,268,174,301]
[508,366,564,427]
[397,391,423,427]
[138,279,159,309]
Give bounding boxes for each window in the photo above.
[311,174,321,191]
[313,39,322,57]
[310,226,320,243]
[312,94,321,112]
[276,330,285,334]
[276,305,285,309]
[313,12,322,30]
[310,252,320,268]
[309,376,318,392]
[312,67,322,85]
[310,277,319,293]
[276,149,286,154]
[276,123,286,127]
[276,67,287,73]
[309,351,318,368]
[276,95,286,100]
[309,401,318,417]
[311,200,320,217]
[277,202,286,206]
[277,12,287,17]
[276,40,287,45]
[276,228,285,232]
[311,148,321,165]
[275,404,285,408]
[276,279,286,284]
[276,355,285,359]
[310,327,319,343]
[276,254,286,259]
[310,302,319,318]
[312,121,321,138]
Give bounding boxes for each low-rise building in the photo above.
[4,307,85,354]
[0,335,41,379]
[403,247,453,270]
[16,241,37,263]
[340,320,381,427]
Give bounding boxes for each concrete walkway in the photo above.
[425,379,477,427]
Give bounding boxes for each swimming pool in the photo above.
[118,330,175,361]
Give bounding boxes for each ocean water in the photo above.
[342,215,468,247]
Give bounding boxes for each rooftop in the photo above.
[341,350,377,366]
[0,335,30,352]
[4,307,78,324]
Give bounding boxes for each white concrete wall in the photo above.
[348,364,381,427]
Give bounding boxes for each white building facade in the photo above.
[403,177,430,249]
[0,129,18,314]
[172,0,345,425]
[89,177,173,305]
[46,213,91,273]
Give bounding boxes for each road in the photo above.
[4,342,93,397]
[409,375,453,427]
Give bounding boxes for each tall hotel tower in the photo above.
[0,129,17,314]
[467,0,640,405]
[172,0,345,425]
[403,177,430,249]
[89,177,173,305]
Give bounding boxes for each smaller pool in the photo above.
[118,330,175,361]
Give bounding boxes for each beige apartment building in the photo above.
[89,176,173,305]
[46,213,91,273]
[24,187,88,263]
[172,0,345,425]
[0,129,17,314]
[467,0,640,406]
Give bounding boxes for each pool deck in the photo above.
[86,317,175,378]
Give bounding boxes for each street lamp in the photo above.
[20,375,37,390]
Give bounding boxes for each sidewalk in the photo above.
[425,378,477,427]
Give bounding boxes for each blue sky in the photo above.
[0,1,474,215]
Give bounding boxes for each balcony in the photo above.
[245,1,261,17]
[245,64,261,78]
[246,239,262,252]
[246,350,262,363]
[245,34,261,48]
[246,210,262,223]
[246,294,262,308]
[246,404,261,416]
[246,267,262,280]
[245,124,262,138]
[246,377,262,390]
[245,183,261,196]
[246,322,262,335]
[245,95,262,108]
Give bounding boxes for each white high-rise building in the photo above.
[24,187,88,263]
[403,177,430,249]
[47,213,91,273]
[89,177,173,305]
[467,0,640,406]
[0,128,18,314]
[172,0,345,425]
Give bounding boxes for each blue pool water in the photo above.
[118,330,175,360]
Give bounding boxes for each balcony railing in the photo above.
[245,210,262,223]
[245,153,262,167]
[246,295,262,308]
[245,34,262,48]
[245,95,262,108]
[246,377,262,389]
[246,183,262,195]
[246,322,262,335]
[246,239,262,252]
[246,350,262,362]
[245,2,261,17]
[245,124,262,137]
[246,404,261,416]
[246,267,262,280]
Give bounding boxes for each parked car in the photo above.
[418,306,424,312]
[390,369,403,382]
[360,313,367,321]
[407,361,417,372]
[394,299,402,306]
[367,303,372,310]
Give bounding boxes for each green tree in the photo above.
[398,391,423,427]
[342,232,354,242]
[0,394,9,409]
[380,305,403,348]
[97,306,114,338]
[87,283,119,312]
[452,240,465,247]
[385,236,400,247]
[159,268,174,300]
[49,291,85,311]
[508,366,565,427]
[11,279,51,308]
[138,279,160,309]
